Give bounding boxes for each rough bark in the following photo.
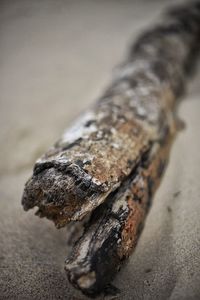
[65,132,173,296]
[22,0,200,296]
[22,1,200,227]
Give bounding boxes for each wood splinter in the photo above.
[22,1,200,296]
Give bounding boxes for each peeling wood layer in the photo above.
[22,1,200,226]
[65,132,173,295]
[21,1,200,296]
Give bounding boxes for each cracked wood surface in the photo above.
[65,131,173,295]
[1,0,200,299]
[20,1,200,296]
[22,2,200,230]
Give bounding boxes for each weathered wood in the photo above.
[22,0,200,296]
[22,2,200,228]
[65,131,173,295]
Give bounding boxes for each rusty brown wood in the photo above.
[22,0,200,296]
[65,130,174,296]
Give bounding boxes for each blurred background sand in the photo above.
[0,0,200,299]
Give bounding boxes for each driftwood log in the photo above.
[22,1,200,296]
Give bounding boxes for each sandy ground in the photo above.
[0,0,200,299]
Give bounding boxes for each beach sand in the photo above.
[0,0,199,299]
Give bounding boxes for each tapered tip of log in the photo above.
[21,161,110,228]
[64,208,122,295]
[65,240,120,296]
[66,263,98,296]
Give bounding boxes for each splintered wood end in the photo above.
[22,162,109,227]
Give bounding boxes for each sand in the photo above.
[0,0,199,299]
